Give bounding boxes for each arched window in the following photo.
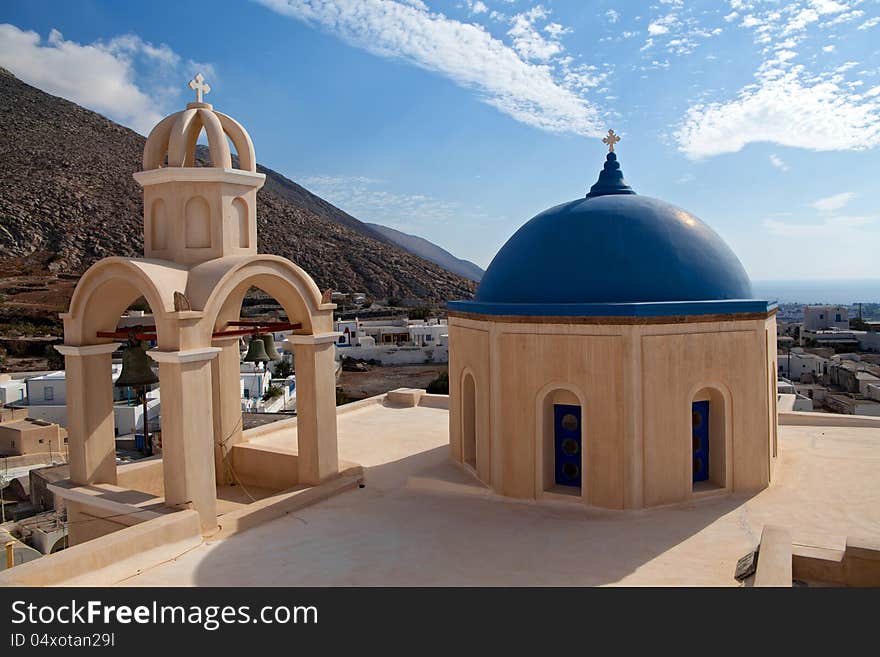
[538,387,583,498]
[691,388,726,491]
[462,373,476,469]
[185,196,211,248]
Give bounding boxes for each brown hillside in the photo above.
[0,67,475,323]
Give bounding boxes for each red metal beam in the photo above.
[96,321,303,342]
[226,321,302,330]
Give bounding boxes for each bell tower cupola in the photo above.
[134,73,266,266]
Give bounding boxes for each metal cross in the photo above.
[188,73,211,103]
[602,129,621,153]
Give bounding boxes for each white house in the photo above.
[332,317,449,365]
[0,375,27,405]
[777,348,827,381]
[23,365,162,436]
[804,305,849,331]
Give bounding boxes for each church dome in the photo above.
[473,147,753,309]
[141,73,256,173]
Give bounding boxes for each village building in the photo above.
[0,374,27,405]
[334,317,449,365]
[778,347,828,381]
[804,305,849,332]
[0,417,66,457]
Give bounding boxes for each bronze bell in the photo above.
[261,333,282,361]
[115,338,159,388]
[243,334,270,363]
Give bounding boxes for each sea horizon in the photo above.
[752,279,880,305]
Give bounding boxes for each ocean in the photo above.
[752,279,880,304]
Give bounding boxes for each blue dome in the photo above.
[474,193,753,306]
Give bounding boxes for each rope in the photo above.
[214,413,257,503]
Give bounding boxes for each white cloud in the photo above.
[508,6,564,61]
[812,191,856,213]
[858,16,880,30]
[467,1,488,15]
[769,154,789,171]
[676,1,880,158]
[606,10,620,24]
[0,24,207,134]
[810,0,848,16]
[256,0,602,137]
[764,214,875,237]
[648,21,671,36]
[299,174,466,228]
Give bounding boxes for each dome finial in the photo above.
[602,128,621,153]
[586,129,636,198]
[188,72,211,104]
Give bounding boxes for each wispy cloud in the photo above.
[812,191,856,213]
[765,188,872,236]
[769,154,789,171]
[255,0,604,137]
[764,214,875,236]
[0,23,212,135]
[674,0,880,158]
[299,174,471,229]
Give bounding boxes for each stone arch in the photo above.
[534,382,588,499]
[142,112,180,170]
[168,108,232,169]
[142,109,256,172]
[63,257,184,348]
[216,112,256,172]
[686,382,732,492]
[60,258,184,492]
[189,256,328,341]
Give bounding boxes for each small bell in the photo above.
[261,333,282,361]
[116,338,159,387]
[243,334,270,363]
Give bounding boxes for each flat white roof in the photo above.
[120,402,880,587]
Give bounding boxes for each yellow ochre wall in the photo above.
[448,313,777,510]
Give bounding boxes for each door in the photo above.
[692,400,710,483]
[554,404,582,488]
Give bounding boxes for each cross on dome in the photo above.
[188,73,211,103]
[602,129,621,153]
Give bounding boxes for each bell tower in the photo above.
[133,73,266,266]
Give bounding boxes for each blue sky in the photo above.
[1,0,879,280]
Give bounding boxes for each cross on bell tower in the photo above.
[188,73,211,104]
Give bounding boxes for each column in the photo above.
[289,333,341,485]
[148,347,221,533]
[55,343,120,486]
[210,336,244,485]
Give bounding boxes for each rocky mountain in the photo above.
[367,223,484,282]
[0,67,476,319]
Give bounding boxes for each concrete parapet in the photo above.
[386,388,425,407]
[753,525,793,587]
[779,411,880,428]
[0,509,201,586]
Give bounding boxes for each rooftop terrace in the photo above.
[108,398,880,587]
